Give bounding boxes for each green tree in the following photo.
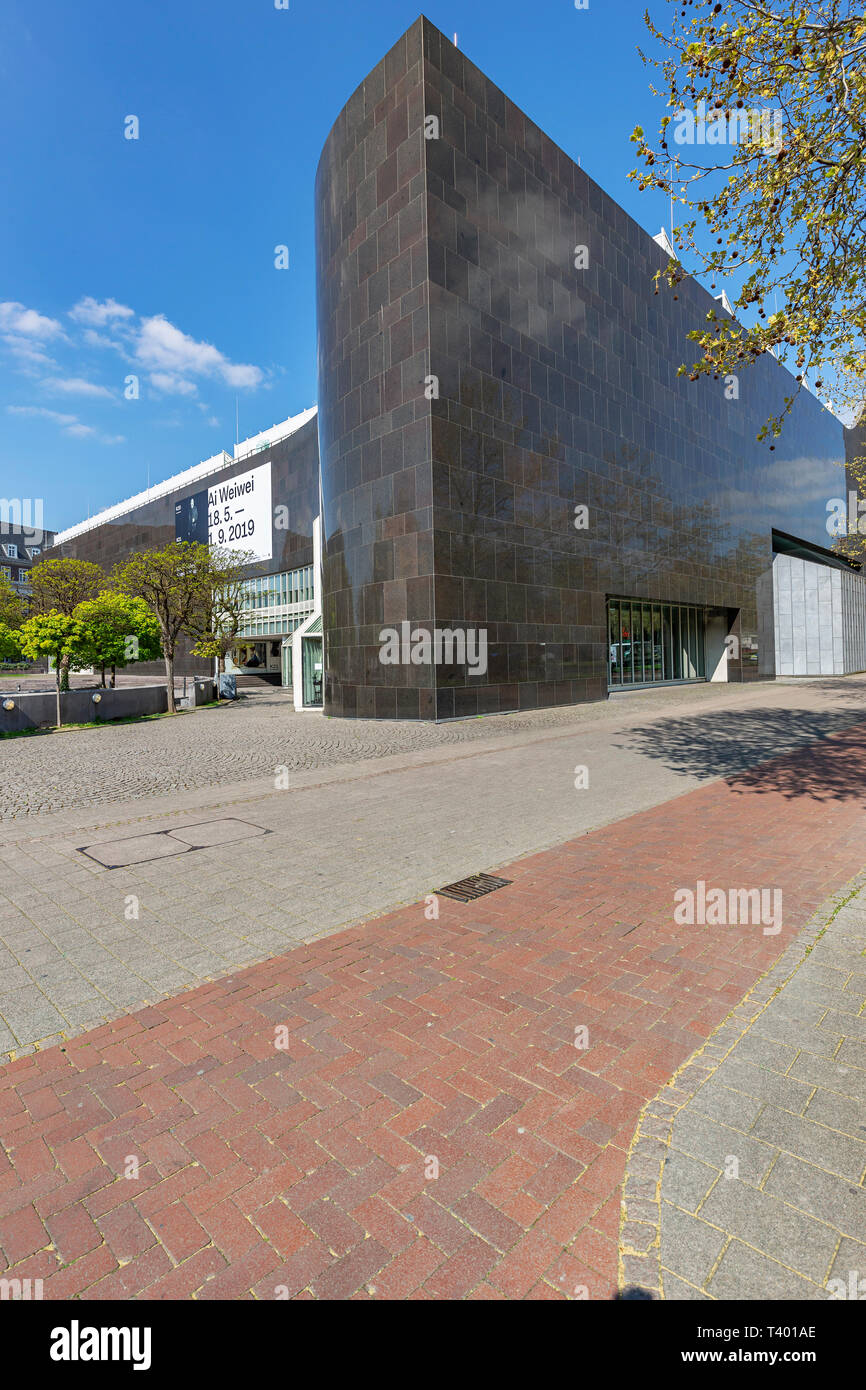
[630,1,866,439]
[74,592,163,687]
[113,541,212,714]
[0,573,25,629]
[18,612,89,728]
[0,622,22,663]
[29,557,106,690]
[187,547,256,695]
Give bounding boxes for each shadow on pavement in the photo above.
[619,706,866,801]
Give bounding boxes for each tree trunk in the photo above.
[164,651,176,714]
[111,665,116,688]
[55,664,62,729]
[100,663,106,688]
[59,654,70,693]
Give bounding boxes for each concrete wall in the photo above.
[773,553,866,676]
[0,684,168,733]
[192,679,217,706]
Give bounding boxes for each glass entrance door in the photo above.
[302,636,323,707]
[608,598,706,689]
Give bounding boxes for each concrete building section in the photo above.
[773,547,866,676]
[44,409,321,683]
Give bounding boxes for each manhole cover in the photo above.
[437,873,512,903]
[79,818,270,868]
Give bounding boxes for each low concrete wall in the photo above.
[0,684,169,733]
[192,679,217,706]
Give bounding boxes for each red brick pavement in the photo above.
[2,724,866,1300]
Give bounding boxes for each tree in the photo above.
[0,574,25,629]
[74,592,163,687]
[113,542,212,714]
[18,612,89,728]
[0,622,22,663]
[29,557,106,690]
[630,2,866,441]
[186,548,257,695]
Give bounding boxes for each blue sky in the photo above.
[1,0,682,532]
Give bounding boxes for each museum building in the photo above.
[47,17,866,719]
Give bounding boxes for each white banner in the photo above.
[207,461,272,562]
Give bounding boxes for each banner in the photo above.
[174,461,272,562]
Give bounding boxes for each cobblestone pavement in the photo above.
[3,680,866,1058]
[636,886,866,1301]
[4,676,866,820]
[0,723,864,1299]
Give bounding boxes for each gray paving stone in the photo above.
[688,1079,765,1131]
[661,1151,721,1212]
[668,1110,778,1185]
[751,1105,866,1182]
[804,1087,866,1140]
[837,1038,866,1071]
[763,1151,866,1237]
[697,1179,839,1280]
[788,1052,866,1101]
[713,1058,814,1114]
[728,1031,800,1075]
[661,1270,712,1300]
[707,1240,825,1300]
[824,1238,866,1297]
[659,1200,727,1287]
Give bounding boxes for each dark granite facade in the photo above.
[316,16,849,719]
[315,20,433,720]
[43,415,319,676]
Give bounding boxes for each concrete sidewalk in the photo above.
[3,677,866,1061]
[0,721,865,1299]
[630,885,866,1300]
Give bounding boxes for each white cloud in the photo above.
[0,301,63,338]
[69,296,134,327]
[82,327,128,352]
[2,335,57,368]
[6,404,124,445]
[135,314,263,389]
[42,376,114,399]
[149,371,198,396]
[7,405,78,425]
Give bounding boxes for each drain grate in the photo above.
[436,873,512,903]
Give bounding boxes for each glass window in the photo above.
[609,601,621,686]
[607,599,708,689]
[651,604,663,681]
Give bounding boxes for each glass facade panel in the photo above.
[641,605,652,684]
[651,605,663,680]
[624,603,635,685]
[607,599,707,689]
[608,601,621,686]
